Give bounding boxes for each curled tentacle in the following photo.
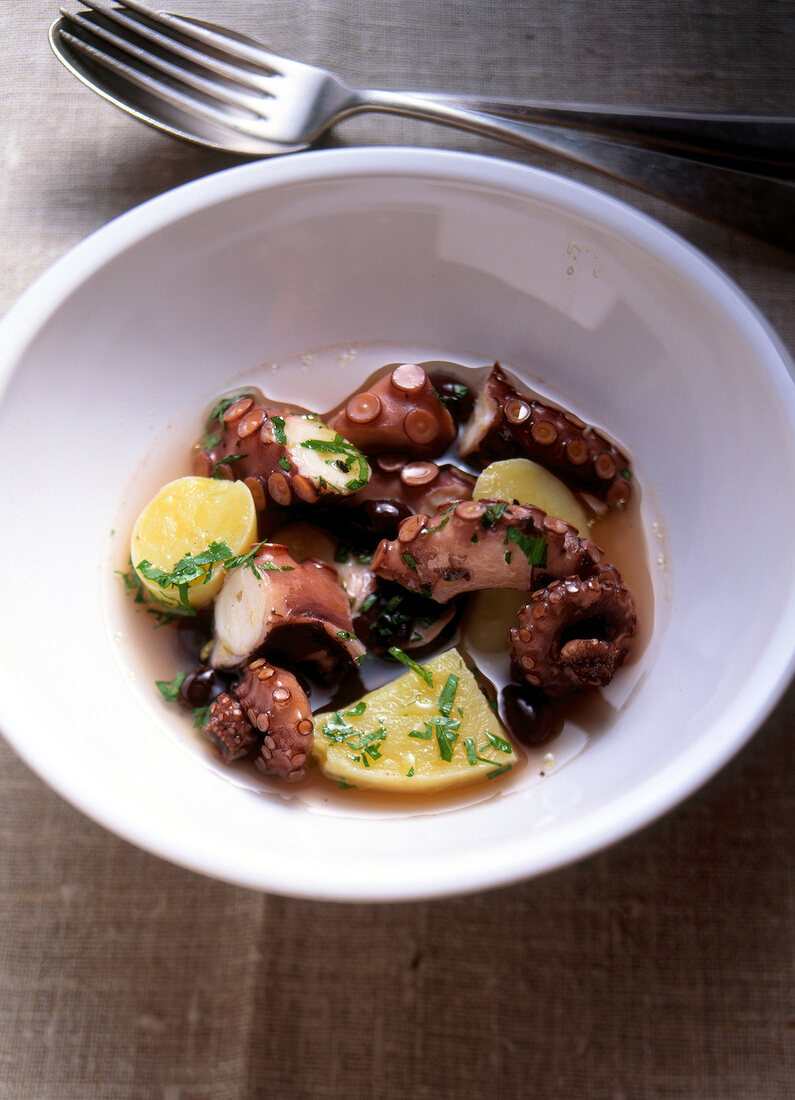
[210,543,365,671]
[371,499,602,603]
[460,364,632,507]
[203,659,315,781]
[329,363,456,459]
[509,566,636,696]
[204,691,259,763]
[193,397,370,509]
[236,659,314,781]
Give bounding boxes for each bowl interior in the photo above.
[0,149,793,900]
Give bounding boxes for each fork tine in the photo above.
[59,27,285,144]
[97,0,295,76]
[70,0,283,93]
[60,8,273,116]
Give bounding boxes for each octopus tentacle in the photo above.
[330,363,456,459]
[194,397,370,509]
[236,659,314,781]
[203,659,315,781]
[331,454,476,546]
[204,691,259,762]
[460,364,632,507]
[509,566,636,696]
[371,499,603,603]
[210,543,365,670]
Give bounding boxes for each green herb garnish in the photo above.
[504,526,547,567]
[155,670,186,703]
[482,501,508,528]
[211,453,245,478]
[136,540,233,611]
[271,415,287,445]
[437,674,459,718]
[387,646,433,687]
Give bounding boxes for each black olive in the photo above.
[179,666,229,709]
[363,499,413,540]
[428,370,475,424]
[500,683,558,746]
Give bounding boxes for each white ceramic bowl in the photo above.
[1,148,793,901]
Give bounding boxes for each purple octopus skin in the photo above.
[371,499,603,604]
[509,565,636,696]
[204,658,314,781]
[349,453,475,514]
[204,691,259,763]
[330,363,456,459]
[459,364,633,507]
[210,542,366,671]
[193,397,367,510]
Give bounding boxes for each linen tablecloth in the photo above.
[1,2,793,1096]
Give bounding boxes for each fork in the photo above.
[54,1,795,248]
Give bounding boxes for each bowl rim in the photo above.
[1,146,794,900]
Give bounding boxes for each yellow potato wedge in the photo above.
[131,476,257,610]
[312,648,514,791]
[473,457,589,533]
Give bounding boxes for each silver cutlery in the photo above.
[51,2,795,249]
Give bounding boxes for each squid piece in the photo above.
[460,364,632,507]
[330,363,456,459]
[193,397,370,509]
[204,658,314,781]
[371,499,603,603]
[210,542,365,671]
[509,566,636,695]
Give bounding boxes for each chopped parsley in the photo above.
[437,674,459,717]
[504,526,547,567]
[299,434,369,491]
[320,712,386,767]
[387,646,434,688]
[155,670,185,703]
[401,551,419,572]
[278,455,291,471]
[206,391,254,427]
[271,415,287,445]
[482,501,508,528]
[136,540,233,611]
[211,453,245,478]
[435,382,469,408]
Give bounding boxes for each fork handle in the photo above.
[356,91,795,249]
[407,94,795,167]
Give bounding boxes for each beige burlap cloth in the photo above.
[1,2,793,1096]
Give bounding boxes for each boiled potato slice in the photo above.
[131,476,257,610]
[473,457,589,533]
[312,648,514,791]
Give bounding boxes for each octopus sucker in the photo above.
[204,660,314,781]
[330,363,456,459]
[459,364,632,507]
[509,567,636,696]
[371,499,603,603]
[194,403,370,509]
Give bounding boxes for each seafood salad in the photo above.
[123,360,641,795]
